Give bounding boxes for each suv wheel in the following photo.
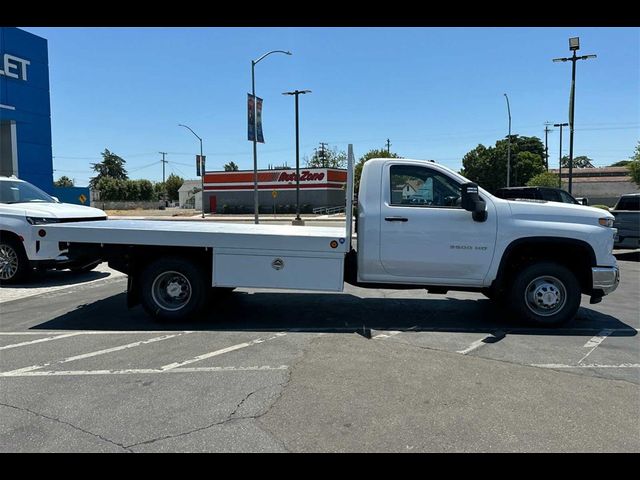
[0,237,30,284]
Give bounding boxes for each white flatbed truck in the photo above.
[38,145,619,326]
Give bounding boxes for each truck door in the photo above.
[379,162,497,284]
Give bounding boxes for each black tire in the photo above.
[0,237,31,285]
[509,262,581,326]
[69,260,101,274]
[140,257,208,322]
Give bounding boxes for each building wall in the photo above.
[202,167,347,213]
[0,28,53,193]
[551,167,639,207]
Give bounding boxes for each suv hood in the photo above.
[505,198,613,225]
[0,202,107,219]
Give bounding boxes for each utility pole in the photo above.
[159,151,168,207]
[553,37,597,194]
[504,94,512,187]
[159,152,168,183]
[553,123,569,188]
[319,142,328,167]
[543,123,552,171]
[386,138,391,154]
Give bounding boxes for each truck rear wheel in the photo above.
[140,257,208,322]
[509,262,581,326]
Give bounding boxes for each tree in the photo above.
[460,135,545,192]
[90,149,128,188]
[355,148,401,192]
[224,161,239,171]
[629,161,640,187]
[305,146,347,168]
[165,173,184,201]
[609,160,632,167]
[526,171,560,188]
[560,155,595,168]
[53,176,74,187]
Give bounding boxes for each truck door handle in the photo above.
[385,216,408,222]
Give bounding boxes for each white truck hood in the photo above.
[0,202,107,219]
[505,199,613,225]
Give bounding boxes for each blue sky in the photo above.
[22,27,640,186]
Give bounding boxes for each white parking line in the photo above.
[373,331,401,340]
[532,364,640,369]
[1,334,185,376]
[161,332,287,371]
[0,331,195,335]
[0,332,83,350]
[0,365,289,377]
[457,335,493,355]
[579,329,614,364]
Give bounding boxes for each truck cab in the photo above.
[355,158,619,324]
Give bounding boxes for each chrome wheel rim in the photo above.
[0,244,19,280]
[525,275,567,317]
[151,271,192,312]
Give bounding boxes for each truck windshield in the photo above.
[0,180,57,204]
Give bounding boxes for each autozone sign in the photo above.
[277,171,325,182]
[203,168,347,192]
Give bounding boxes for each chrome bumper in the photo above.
[592,266,620,296]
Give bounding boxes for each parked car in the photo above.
[611,193,640,249]
[495,186,583,205]
[0,176,107,284]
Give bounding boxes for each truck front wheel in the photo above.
[140,257,208,322]
[509,262,581,326]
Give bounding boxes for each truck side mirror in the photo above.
[461,182,487,222]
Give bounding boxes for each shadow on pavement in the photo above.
[32,290,637,337]
[1,270,111,289]
[614,250,640,262]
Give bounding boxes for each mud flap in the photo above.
[127,274,140,308]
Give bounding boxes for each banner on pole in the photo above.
[196,155,206,176]
[247,94,265,143]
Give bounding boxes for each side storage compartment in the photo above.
[213,248,344,292]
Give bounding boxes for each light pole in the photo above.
[251,50,292,224]
[553,36,596,194]
[178,123,205,218]
[282,89,311,226]
[504,93,512,187]
[553,122,569,188]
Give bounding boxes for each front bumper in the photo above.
[592,266,620,296]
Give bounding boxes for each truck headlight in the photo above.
[598,218,614,228]
[26,217,60,225]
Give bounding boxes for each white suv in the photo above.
[0,176,108,284]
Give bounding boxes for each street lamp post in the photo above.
[251,50,292,224]
[178,123,205,218]
[553,122,569,188]
[553,37,596,194]
[504,93,512,187]
[282,89,311,226]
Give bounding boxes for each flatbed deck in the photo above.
[43,219,349,253]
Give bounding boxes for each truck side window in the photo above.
[389,165,461,208]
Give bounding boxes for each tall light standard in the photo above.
[251,50,292,224]
[504,93,512,187]
[282,89,311,226]
[553,36,596,194]
[554,122,569,188]
[178,123,205,218]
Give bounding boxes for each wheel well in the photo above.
[0,230,25,251]
[495,238,596,295]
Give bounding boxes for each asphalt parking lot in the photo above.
[0,251,638,452]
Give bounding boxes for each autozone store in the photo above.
[202,167,347,214]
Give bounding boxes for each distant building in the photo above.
[178,180,202,210]
[549,166,638,206]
